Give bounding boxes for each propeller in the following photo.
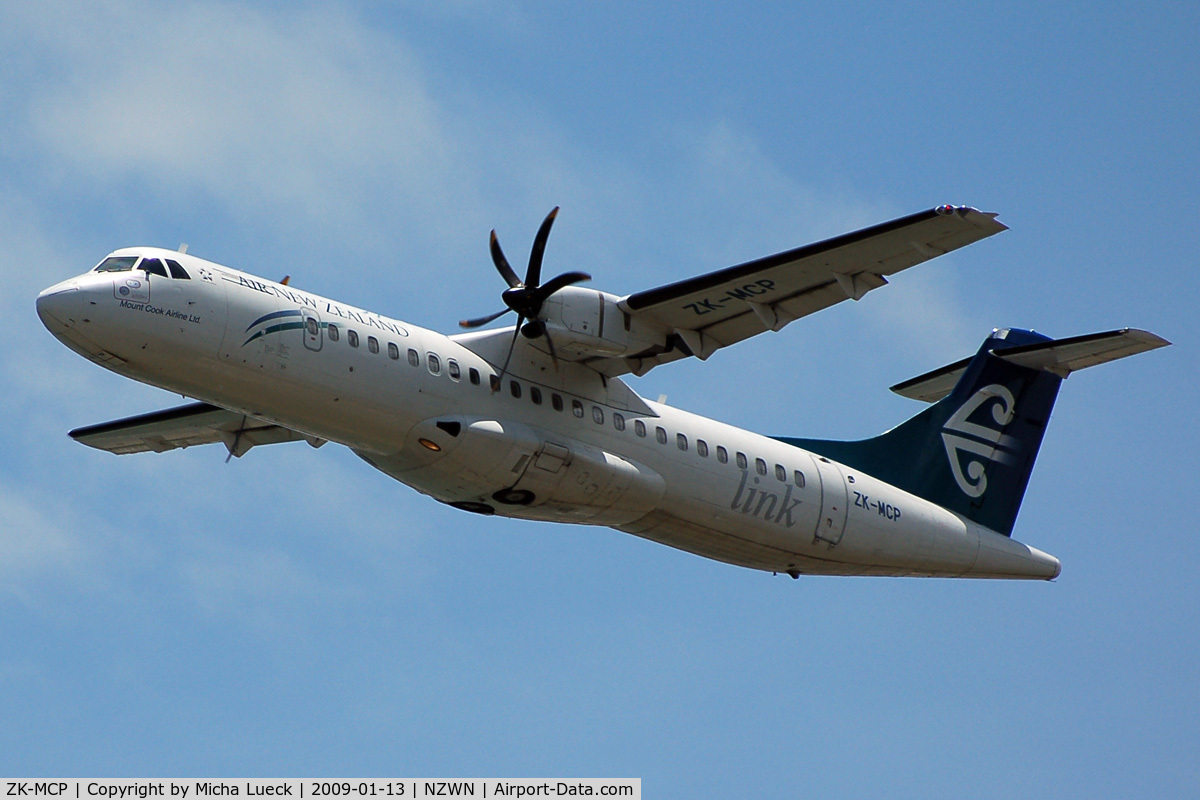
[460,207,591,382]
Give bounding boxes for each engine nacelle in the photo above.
[538,286,662,360]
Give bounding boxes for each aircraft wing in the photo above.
[600,205,1006,376]
[69,402,321,458]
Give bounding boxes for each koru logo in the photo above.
[941,384,1019,498]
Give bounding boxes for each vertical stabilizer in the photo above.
[777,327,1168,536]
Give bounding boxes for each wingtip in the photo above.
[1128,329,1172,349]
[943,205,1008,233]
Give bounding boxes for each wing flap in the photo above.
[69,402,314,457]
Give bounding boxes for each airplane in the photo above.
[36,205,1169,580]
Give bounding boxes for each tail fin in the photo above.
[777,328,1169,536]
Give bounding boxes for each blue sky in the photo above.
[2,1,1197,794]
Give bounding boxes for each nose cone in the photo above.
[37,280,83,334]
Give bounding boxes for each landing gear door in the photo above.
[301,308,323,351]
[813,456,848,545]
[508,441,571,501]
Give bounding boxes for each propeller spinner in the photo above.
[460,207,591,380]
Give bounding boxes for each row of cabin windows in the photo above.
[498,377,807,488]
[327,324,479,387]
[617,415,807,487]
[322,324,808,489]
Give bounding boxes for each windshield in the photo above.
[139,258,169,277]
[94,256,139,272]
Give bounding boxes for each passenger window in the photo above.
[530,387,542,405]
[469,368,480,386]
[655,427,667,445]
[736,452,748,469]
[490,374,501,392]
[388,342,399,360]
[328,325,340,342]
[592,406,604,425]
[95,256,139,272]
[552,393,564,411]
[677,433,688,451]
[306,317,319,336]
[428,353,441,374]
[448,360,460,380]
[510,380,521,398]
[775,464,786,481]
[697,439,708,457]
[165,259,190,279]
[407,348,419,366]
[368,336,379,354]
[635,420,647,438]
[717,446,728,464]
[613,413,626,432]
[794,470,806,488]
[572,399,584,418]
[756,458,767,476]
[348,330,359,348]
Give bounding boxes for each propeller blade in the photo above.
[542,326,560,369]
[467,207,577,338]
[494,316,525,389]
[490,231,522,288]
[530,270,591,304]
[519,319,560,370]
[459,308,511,329]
[525,207,559,288]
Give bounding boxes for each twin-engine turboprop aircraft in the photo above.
[37,205,1168,579]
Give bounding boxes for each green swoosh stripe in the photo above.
[242,320,307,347]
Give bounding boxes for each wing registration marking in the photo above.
[682,279,777,316]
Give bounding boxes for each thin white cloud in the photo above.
[0,487,85,595]
[179,539,317,631]
[857,261,982,366]
[25,3,460,236]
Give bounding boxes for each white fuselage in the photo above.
[38,247,1061,579]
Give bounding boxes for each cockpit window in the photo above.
[95,256,139,272]
[140,258,169,278]
[165,259,191,280]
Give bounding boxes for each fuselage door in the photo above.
[301,308,323,351]
[813,456,848,545]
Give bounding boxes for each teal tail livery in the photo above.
[776,327,1169,537]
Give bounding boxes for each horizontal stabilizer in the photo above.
[70,402,321,457]
[891,328,1170,402]
[888,356,972,403]
[993,328,1170,377]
